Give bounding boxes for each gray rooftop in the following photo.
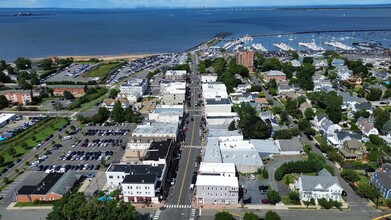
[277,138,303,152]
[205,98,231,105]
[300,169,341,191]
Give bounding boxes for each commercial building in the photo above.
[105,163,165,190]
[47,85,85,97]
[0,90,32,105]
[142,139,174,167]
[195,175,239,204]
[164,70,187,80]
[262,70,287,82]
[16,172,80,202]
[204,96,232,115]
[160,81,186,105]
[276,138,304,155]
[294,169,343,204]
[201,74,218,83]
[0,113,16,128]
[122,173,160,203]
[119,78,148,103]
[148,105,183,123]
[202,83,228,99]
[199,162,236,177]
[124,142,151,161]
[130,122,178,142]
[237,49,254,72]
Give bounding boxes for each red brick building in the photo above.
[47,85,86,97]
[16,172,79,203]
[263,70,287,82]
[237,50,255,72]
[0,90,32,105]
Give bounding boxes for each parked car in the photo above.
[261,199,269,204]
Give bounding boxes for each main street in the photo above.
[157,53,202,220]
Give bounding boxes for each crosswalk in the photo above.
[152,209,161,220]
[182,145,202,149]
[164,204,192,208]
[189,209,196,220]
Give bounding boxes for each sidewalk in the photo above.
[6,202,53,210]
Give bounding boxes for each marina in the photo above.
[251,43,268,52]
[298,42,325,51]
[324,41,355,50]
[273,43,295,51]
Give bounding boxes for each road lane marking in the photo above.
[372,213,391,220]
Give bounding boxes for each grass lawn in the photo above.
[0,117,68,169]
[15,202,54,207]
[358,175,369,185]
[282,196,301,205]
[281,174,296,185]
[83,63,122,78]
[314,135,327,145]
[78,91,108,113]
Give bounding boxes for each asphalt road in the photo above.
[157,53,202,220]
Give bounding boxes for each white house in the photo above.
[311,114,330,131]
[201,74,218,83]
[235,83,251,93]
[122,173,160,203]
[335,66,353,81]
[290,60,301,67]
[101,98,130,111]
[320,118,342,136]
[356,117,379,137]
[294,169,343,204]
[314,59,328,68]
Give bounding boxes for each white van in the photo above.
[189,184,194,191]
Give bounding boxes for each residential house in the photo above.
[290,60,301,67]
[262,70,286,82]
[253,98,269,111]
[230,92,259,105]
[235,83,251,93]
[331,58,345,67]
[0,90,32,105]
[371,70,389,81]
[356,117,379,136]
[320,118,342,137]
[371,163,391,199]
[335,66,353,80]
[338,92,362,110]
[278,84,295,94]
[201,74,218,83]
[346,75,363,85]
[299,102,313,117]
[294,169,343,204]
[368,83,387,93]
[352,102,373,114]
[339,139,367,161]
[314,59,328,68]
[101,98,130,111]
[327,131,363,147]
[259,110,275,122]
[311,114,330,131]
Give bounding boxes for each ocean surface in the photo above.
[0,7,391,61]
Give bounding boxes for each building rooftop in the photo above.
[122,173,157,184]
[143,140,172,161]
[199,162,236,175]
[207,129,242,138]
[154,105,183,114]
[251,139,280,155]
[300,169,341,191]
[46,84,85,88]
[264,70,286,76]
[132,122,178,135]
[205,97,231,105]
[121,78,147,87]
[107,163,164,175]
[0,113,15,124]
[17,173,65,195]
[277,138,304,152]
[165,70,187,76]
[196,175,238,187]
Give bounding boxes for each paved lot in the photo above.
[239,176,268,205]
[39,99,72,111]
[27,123,136,174]
[45,63,97,83]
[0,118,28,134]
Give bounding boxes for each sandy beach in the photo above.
[32,53,159,62]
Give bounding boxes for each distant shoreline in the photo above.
[31,53,159,62]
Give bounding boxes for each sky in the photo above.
[0,0,390,8]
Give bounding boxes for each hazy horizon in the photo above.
[0,0,391,9]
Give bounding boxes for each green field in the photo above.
[0,117,68,169]
[84,63,122,78]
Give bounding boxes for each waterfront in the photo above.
[0,7,391,60]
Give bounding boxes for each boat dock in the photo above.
[324,41,355,50]
[273,43,294,51]
[298,42,325,51]
[251,43,268,52]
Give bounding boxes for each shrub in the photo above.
[288,191,300,201]
[267,190,281,205]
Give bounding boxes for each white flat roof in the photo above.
[0,113,15,124]
[199,162,236,174]
[196,175,238,187]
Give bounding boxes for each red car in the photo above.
[261,199,269,204]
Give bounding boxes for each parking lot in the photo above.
[44,63,98,83]
[28,122,136,174]
[39,98,73,111]
[239,175,270,205]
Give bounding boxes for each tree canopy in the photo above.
[366,88,383,101]
[0,95,9,109]
[63,91,75,100]
[264,211,281,220]
[15,57,32,70]
[243,212,258,220]
[214,211,234,220]
[237,103,271,139]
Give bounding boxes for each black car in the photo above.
[306,134,313,141]
[342,190,347,196]
[7,163,15,169]
[258,185,270,193]
[314,144,320,149]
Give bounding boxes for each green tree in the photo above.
[318,198,334,209]
[356,183,381,201]
[303,57,314,64]
[341,169,360,182]
[17,78,32,90]
[366,88,383,101]
[0,155,4,164]
[324,91,343,123]
[296,63,315,90]
[243,212,258,220]
[383,89,391,99]
[111,101,124,122]
[261,58,281,71]
[40,59,53,70]
[262,167,269,178]
[0,95,9,109]
[264,211,281,220]
[298,119,315,135]
[304,107,315,120]
[354,109,370,119]
[3,177,9,184]
[267,189,281,204]
[228,120,236,131]
[15,57,32,70]
[290,50,299,59]
[7,147,17,156]
[288,191,300,201]
[63,91,75,100]
[109,89,119,99]
[30,72,40,85]
[382,120,391,134]
[214,211,234,220]
[266,79,277,90]
[197,60,206,73]
[374,109,390,131]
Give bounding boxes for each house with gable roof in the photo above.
[294,168,343,204]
